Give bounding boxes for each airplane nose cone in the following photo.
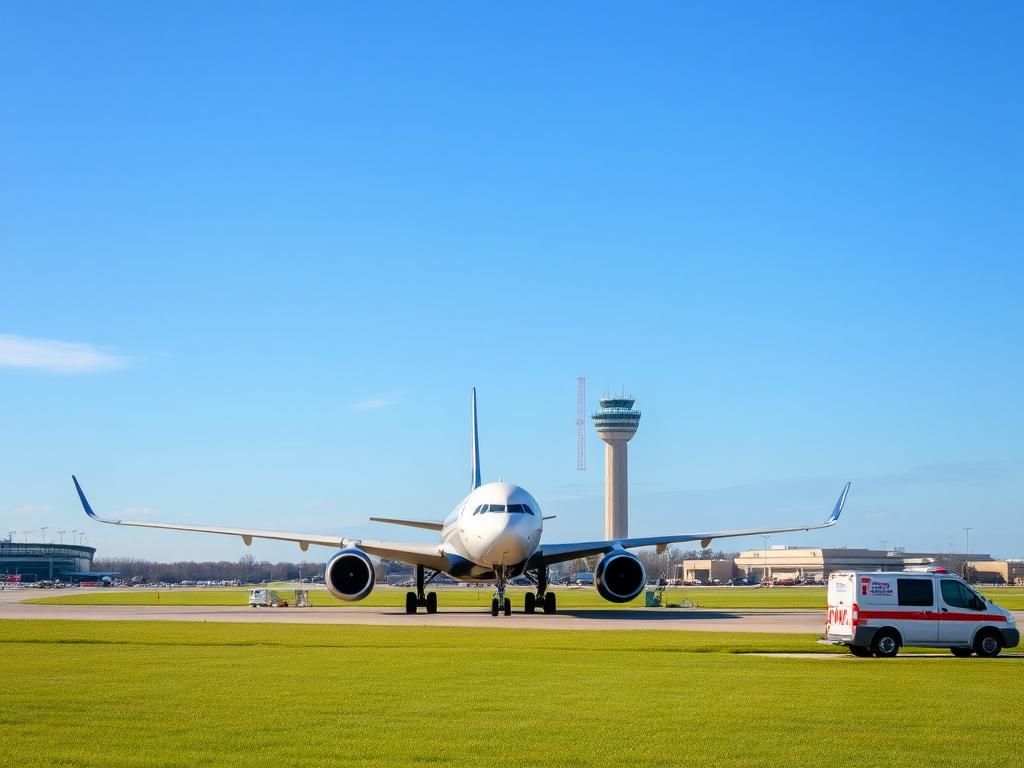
[477,515,532,565]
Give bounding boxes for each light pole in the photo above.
[762,535,770,584]
[57,530,66,544]
[41,526,49,544]
[21,531,31,543]
[963,527,972,580]
[71,529,79,546]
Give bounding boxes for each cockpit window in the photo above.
[474,503,535,514]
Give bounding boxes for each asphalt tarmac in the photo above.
[0,589,821,632]
[3,589,1019,634]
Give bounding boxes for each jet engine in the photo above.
[324,548,375,602]
[594,550,647,603]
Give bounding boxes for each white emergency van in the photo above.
[823,569,1018,657]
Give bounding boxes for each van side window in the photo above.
[940,580,979,609]
[897,578,933,607]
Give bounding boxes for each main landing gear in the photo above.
[533,565,556,615]
[523,592,556,614]
[405,564,439,615]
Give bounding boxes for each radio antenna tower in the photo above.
[576,377,587,470]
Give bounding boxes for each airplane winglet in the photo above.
[827,482,851,525]
[72,475,99,520]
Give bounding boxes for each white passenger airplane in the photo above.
[73,389,850,616]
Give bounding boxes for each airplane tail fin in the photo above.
[471,388,481,491]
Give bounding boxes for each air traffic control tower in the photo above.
[592,396,641,539]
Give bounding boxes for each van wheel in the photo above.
[848,645,872,657]
[974,631,1003,658]
[872,630,900,658]
[950,647,973,658]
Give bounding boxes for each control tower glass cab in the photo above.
[592,397,641,539]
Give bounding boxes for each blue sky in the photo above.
[1,2,1021,561]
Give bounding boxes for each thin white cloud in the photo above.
[0,334,129,373]
[13,504,53,516]
[349,393,402,411]
[113,507,161,519]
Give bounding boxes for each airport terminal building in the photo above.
[679,547,996,584]
[0,542,98,583]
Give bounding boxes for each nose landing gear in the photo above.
[491,567,512,616]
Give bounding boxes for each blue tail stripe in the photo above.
[471,388,481,491]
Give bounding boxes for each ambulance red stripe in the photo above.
[857,610,1006,623]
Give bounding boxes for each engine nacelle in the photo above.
[324,548,375,602]
[594,550,647,603]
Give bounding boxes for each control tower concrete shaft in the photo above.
[592,397,641,540]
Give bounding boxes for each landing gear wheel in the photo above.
[490,598,499,617]
[503,597,512,616]
[848,645,872,657]
[950,647,973,658]
[426,591,437,614]
[543,592,556,614]
[405,592,418,614]
[872,630,900,658]
[974,631,1003,658]
[524,592,536,614]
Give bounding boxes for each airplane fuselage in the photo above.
[438,481,543,580]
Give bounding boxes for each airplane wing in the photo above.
[72,476,450,572]
[368,517,444,532]
[535,482,850,567]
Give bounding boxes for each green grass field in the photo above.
[26,585,1024,610]
[1,620,1021,768]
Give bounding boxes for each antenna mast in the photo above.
[576,377,587,470]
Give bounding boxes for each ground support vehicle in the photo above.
[822,569,1018,658]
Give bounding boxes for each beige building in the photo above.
[967,560,1024,585]
[733,547,992,582]
[675,559,736,584]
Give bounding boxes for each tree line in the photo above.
[93,554,326,583]
[95,548,736,584]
